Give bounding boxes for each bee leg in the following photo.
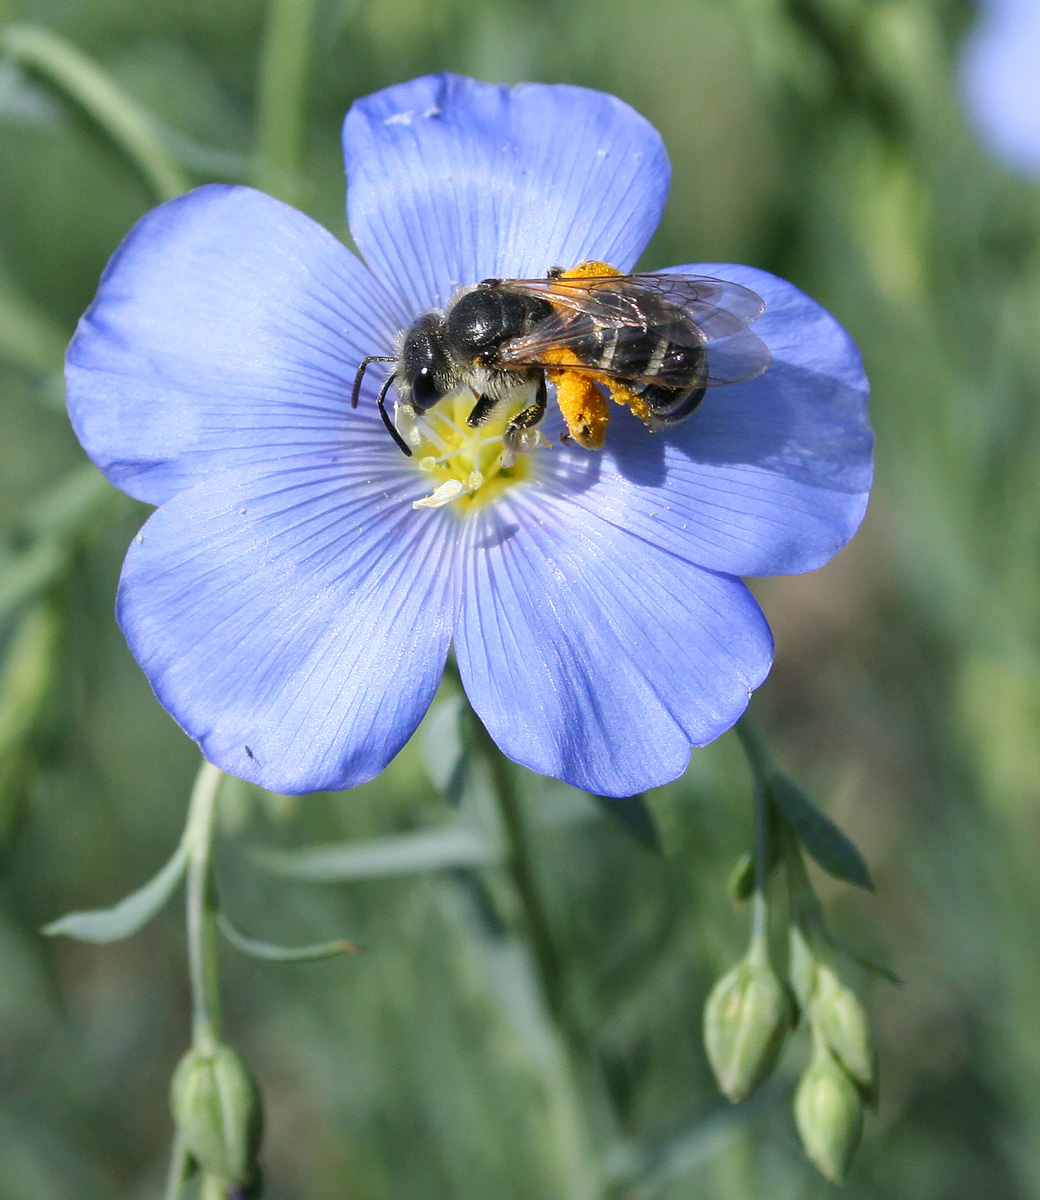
[466,393,500,428]
[503,374,548,455]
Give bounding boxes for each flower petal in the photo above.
[453,488,773,797]
[539,264,872,577]
[66,184,407,506]
[961,0,1040,177]
[117,456,455,793]
[342,73,670,314]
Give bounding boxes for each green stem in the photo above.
[1,24,188,202]
[472,717,607,1199]
[783,824,828,943]
[162,1132,192,1200]
[253,0,321,202]
[750,781,772,943]
[184,761,224,1040]
[734,715,771,786]
[484,744,566,1024]
[737,716,775,943]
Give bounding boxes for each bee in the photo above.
[350,261,770,457]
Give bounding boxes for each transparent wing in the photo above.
[494,272,770,387]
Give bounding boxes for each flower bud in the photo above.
[811,962,875,1091]
[703,937,793,1101]
[171,1035,263,1191]
[795,1041,864,1183]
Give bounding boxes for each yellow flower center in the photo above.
[407,388,543,514]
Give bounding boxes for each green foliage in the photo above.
[42,835,187,942]
[0,0,1037,1198]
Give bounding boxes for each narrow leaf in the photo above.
[217,912,358,962]
[729,852,755,902]
[827,935,902,985]
[43,838,189,942]
[729,818,782,903]
[768,774,874,891]
[253,825,500,883]
[591,793,661,852]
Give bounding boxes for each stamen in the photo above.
[408,385,548,512]
[393,403,423,450]
[413,478,468,509]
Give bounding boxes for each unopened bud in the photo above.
[795,1040,864,1183]
[703,937,793,1101]
[811,963,875,1092]
[171,1034,263,1191]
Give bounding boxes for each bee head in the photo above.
[397,314,454,413]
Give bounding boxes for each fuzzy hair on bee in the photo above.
[351,261,770,457]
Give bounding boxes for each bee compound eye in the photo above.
[411,366,440,411]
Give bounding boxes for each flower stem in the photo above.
[253,0,321,202]
[162,1132,192,1200]
[734,714,771,787]
[473,720,607,1199]
[0,24,188,202]
[184,761,224,1040]
[736,716,774,942]
[484,748,566,1022]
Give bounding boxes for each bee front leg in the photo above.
[466,392,500,428]
[503,374,548,455]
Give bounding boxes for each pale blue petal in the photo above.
[117,456,455,793]
[453,487,773,797]
[342,73,670,314]
[961,0,1040,176]
[538,264,872,577]
[67,184,406,505]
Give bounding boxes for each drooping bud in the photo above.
[794,1039,864,1183]
[703,936,793,1101]
[811,962,875,1093]
[171,1033,263,1192]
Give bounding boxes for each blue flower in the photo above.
[961,0,1040,177]
[66,74,872,798]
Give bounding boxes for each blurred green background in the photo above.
[1,0,1038,1196]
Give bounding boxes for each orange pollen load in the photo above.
[541,261,652,448]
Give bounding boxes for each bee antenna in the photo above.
[374,372,412,457]
[350,355,395,410]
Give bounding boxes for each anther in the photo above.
[413,479,468,509]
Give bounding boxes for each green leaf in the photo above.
[768,774,874,891]
[253,825,501,883]
[43,838,189,942]
[590,793,661,852]
[1,24,189,201]
[827,935,902,985]
[729,821,782,903]
[217,912,358,962]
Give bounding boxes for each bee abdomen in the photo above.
[591,323,707,422]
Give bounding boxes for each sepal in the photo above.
[703,936,794,1102]
[794,1038,864,1184]
[171,1033,262,1192]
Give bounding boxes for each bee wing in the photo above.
[496,273,770,387]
